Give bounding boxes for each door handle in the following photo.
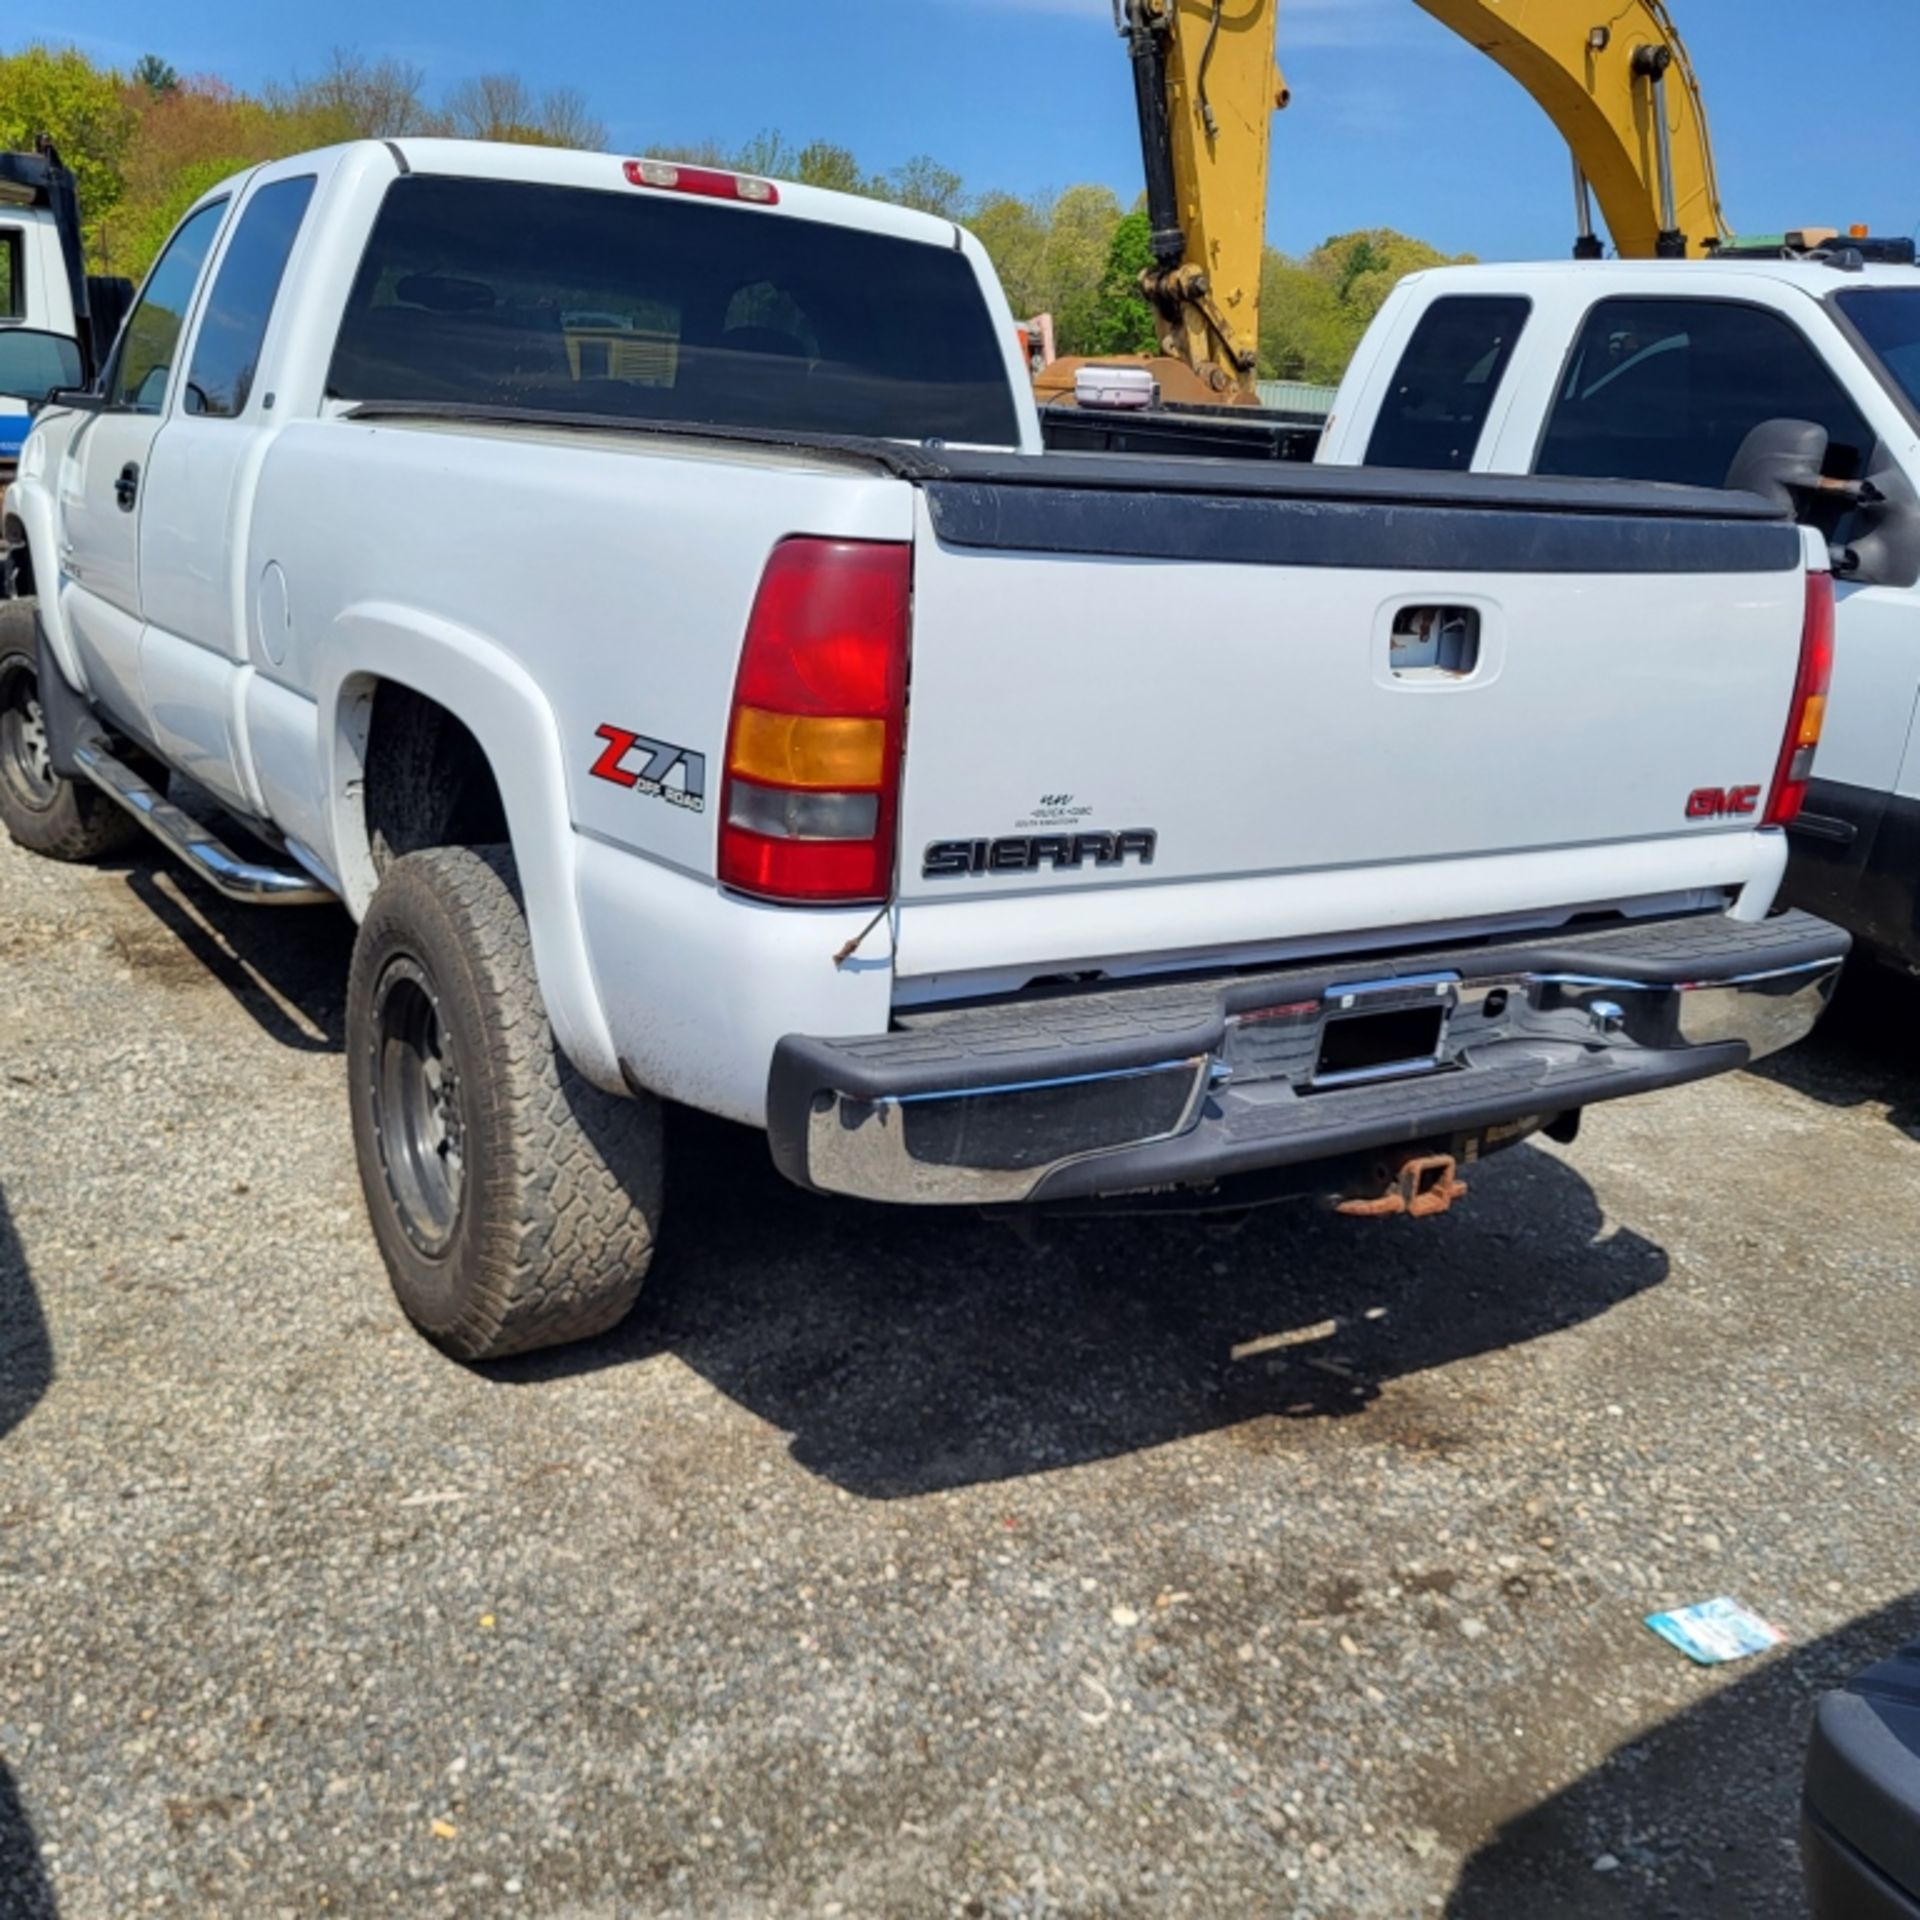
[114,462,140,513]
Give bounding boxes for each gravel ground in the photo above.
[1,826,1916,1919]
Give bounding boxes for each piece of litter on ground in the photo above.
[1644,1597,1784,1665]
[1231,1321,1339,1361]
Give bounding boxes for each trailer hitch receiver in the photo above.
[1335,1152,1469,1221]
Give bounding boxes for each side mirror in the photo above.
[1725,418,1830,513]
[0,328,89,411]
[40,387,109,414]
[1724,419,1920,589]
[1836,457,1920,592]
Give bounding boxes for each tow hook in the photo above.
[1335,1152,1469,1221]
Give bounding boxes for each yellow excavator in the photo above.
[1074,0,1733,413]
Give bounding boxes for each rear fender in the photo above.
[322,602,623,1093]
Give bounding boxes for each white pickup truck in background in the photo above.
[1317,254,1920,976]
[0,139,1848,1361]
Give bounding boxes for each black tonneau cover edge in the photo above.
[343,401,1802,574]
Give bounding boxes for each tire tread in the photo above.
[0,603,139,862]
[348,845,661,1360]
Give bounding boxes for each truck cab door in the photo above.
[56,197,228,742]
[138,171,318,817]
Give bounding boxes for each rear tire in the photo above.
[0,601,137,861]
[346,844,663,1360]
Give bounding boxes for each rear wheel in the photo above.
[346,844,663,1360]
[0,601,136,861]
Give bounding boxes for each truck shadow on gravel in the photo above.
[0,1186,59,1917]
[1748,962,1920,1139]
[0,1762,55,1920]
[499,1122,1670,1499]
[101,857,1677,1501]
[1446,1588,1920,1919]
[0,1185,51,1449]
[116,868,353,1053]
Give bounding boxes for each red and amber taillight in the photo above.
[718,538,911,905]
[1764,571,1836,829]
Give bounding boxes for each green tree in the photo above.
[1306,228,1464,325]
[1085,208,1158,356]
[792,140,868,196]
[109,153,243,278]
[968,191,1050,317]
[725,130,800,179]
[1256,228,1476,383]
[442,73,606,149]
[270,49,434,139]
[884,155,967,220]
[132,54,180,98]
[0,46,137,256]
[1258,254,1351,383]
[1037,183,1125,355]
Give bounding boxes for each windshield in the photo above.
[0,327,82,405]
[1837,288,1920,415]
[328,175,1021,447]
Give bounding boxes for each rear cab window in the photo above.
[1536,296,1874,488]
[327,175,1021,447]
[1365,295,1531,471]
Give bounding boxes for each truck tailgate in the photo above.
[894,458,1806,923]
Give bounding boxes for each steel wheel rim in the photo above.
[370,958,467,1257]
[0,658,58,813]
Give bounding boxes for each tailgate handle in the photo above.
[1390,606,1480,681]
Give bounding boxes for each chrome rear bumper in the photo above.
[767,910,1847,1207]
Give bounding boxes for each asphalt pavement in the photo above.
[2,826,1916,1918]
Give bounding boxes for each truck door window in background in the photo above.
[183,176,316,418]
[0,231,20,317]
[326,175,1021,446]
[1536,297,1873,489]
[1364,296,1531,471]
[107,199,228,414]
[1836,289,1920,424]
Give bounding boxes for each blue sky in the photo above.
[13,0,1920,260]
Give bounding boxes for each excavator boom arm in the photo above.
[1122,0,1288,399]
[1409,0,1730,258]
[1107,0,1730,405]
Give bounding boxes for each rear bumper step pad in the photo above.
[768,910,1848,1205]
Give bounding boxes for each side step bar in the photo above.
[73,737,334,906]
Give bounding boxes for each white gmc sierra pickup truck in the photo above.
[0,139,1849,1360]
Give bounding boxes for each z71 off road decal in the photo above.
[590,725,707,814]
[923,830,1158,880]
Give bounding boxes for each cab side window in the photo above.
[1365,296,1531,471]
[107,199,227,413]
[183,177,316,418]
[1536,297,1874,488]
[0,231,21,319]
